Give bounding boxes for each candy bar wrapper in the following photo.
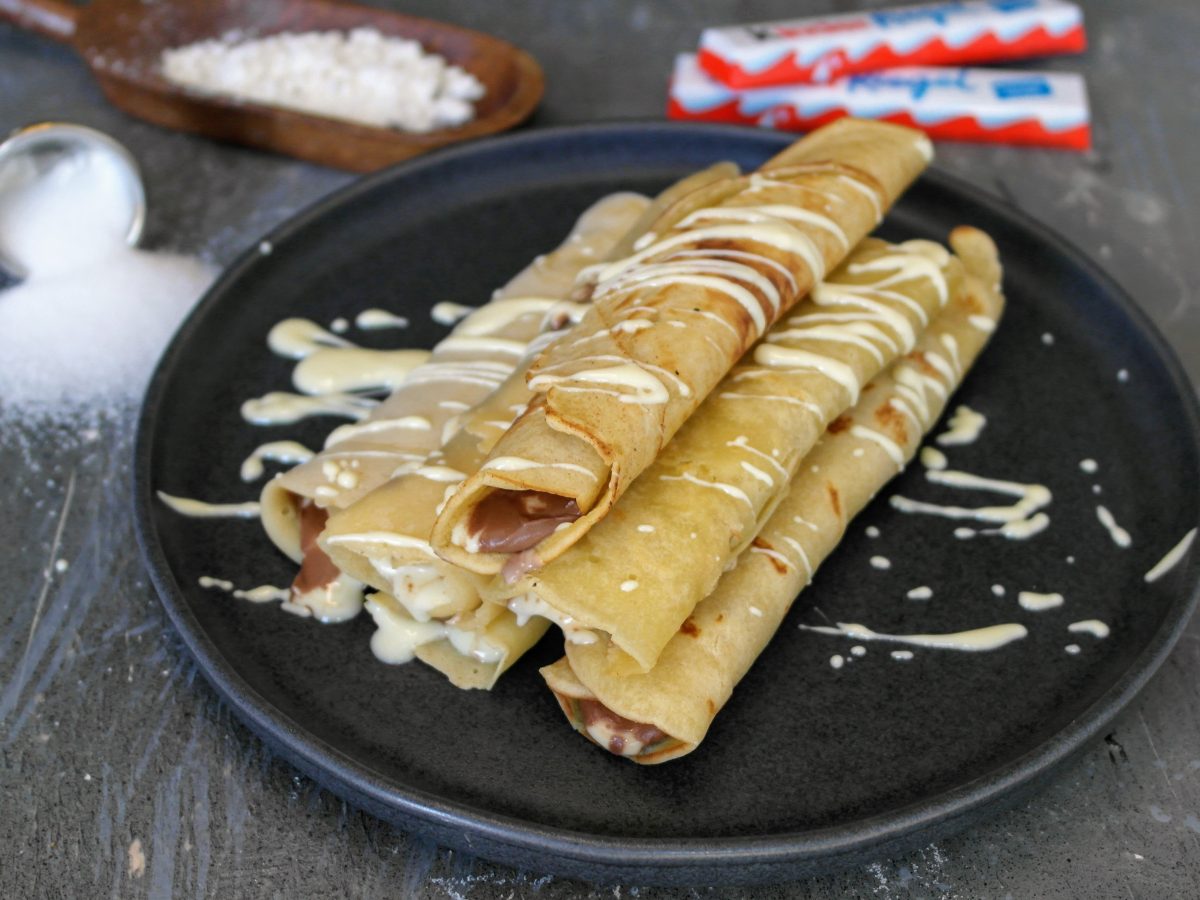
[668,55,1090,151]
[698,0,1085,89]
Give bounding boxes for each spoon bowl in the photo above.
[0,121,146,281]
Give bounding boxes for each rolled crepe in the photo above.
[316,165,751,679]
[259,191,652,566]
[363,592,550,690]
[485,235,962,672]
[432,118,935,577]
[318,166,749,622]
[320,369,536,623]
[542,226,1005,762]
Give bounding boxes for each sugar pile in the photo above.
[0,149,214,422]
[161,28,486,133]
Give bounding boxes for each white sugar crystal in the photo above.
[161,28,486,133]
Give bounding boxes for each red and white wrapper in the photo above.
[698,0,1085,89]
[667,55,1091,151]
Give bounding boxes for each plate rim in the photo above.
[133,120,1200,879]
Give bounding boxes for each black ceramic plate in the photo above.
[134,123,1200,884]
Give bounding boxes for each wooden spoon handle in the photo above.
[0,0,79,43]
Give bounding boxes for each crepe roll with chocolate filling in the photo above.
[433,118,935,578]
[542,227,1005,762]
[258,191,653,619]
[315,164,752,679]
[485,234,961,672]
[315,164,746,603]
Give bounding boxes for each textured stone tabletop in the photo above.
[2,1,1198,897]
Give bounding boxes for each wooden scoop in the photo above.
[0,0,544,171]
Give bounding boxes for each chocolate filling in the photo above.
[577,697,668,757]
[500,548,544,585]
[467,489,581,553]
[292,500,340,596]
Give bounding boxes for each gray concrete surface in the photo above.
[2,1,1198,897]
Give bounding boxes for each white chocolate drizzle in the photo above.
[323,530,437,558]
[811,285,918,350]
[1068,619,1110,639]
[479,456,600,481]
[200,577,288,604]
[659,472,753,509]
[751,545,794,571]
[968,315,996,333]
[920,446,948,470]
[936,405,986,446]
[367,599,447,662]
[240,441,314,481]
[727,435,789,480]
[593,221,824,302]
[801,621,1028,652]
[158,491,261,518]
[850,424,906,469]
[508,593,597,645]
[848,249,948,306]
[198,573,360,622]
[777,535,813,577]
[1018,591,1064,612]
[291,348,431,395]
[289,572,364,623]
[365,595,504,665]
[753,345,861,404]
[718,391,821,415]
[1144,529,1197,583]
[412,465,466,483]
[241,391,375,425]
[267,318,354,358]
[430,301,475,325]
[677,203,849,250]
[890,468,1052,540]
[322,415,432,447]
[529,361,670,405]
[836,174,883,220]
[355,308,409,330]
[436,335,528,357]
[768,322,888,363]
[1096,505,1132,548]
[389,564,474,621]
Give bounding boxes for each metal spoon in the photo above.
[0,122,146,282]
